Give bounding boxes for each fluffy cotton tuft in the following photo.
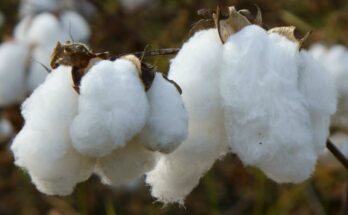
[220,25,336,183]
[0,41,28,106]
[146,29,228,204]
[138,73,188,154]
[19,0,63,17]
[96,139,158,186]
[60,11,91,42]
[11,66,95,196]
[0,118,14,140]
[70,59,149,157]
[309,44,348,131]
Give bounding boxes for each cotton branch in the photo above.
[326,139,348,170]
[112,48,180,60]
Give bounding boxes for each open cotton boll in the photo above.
[0,118,14,141]
[21,13,65,48]
[309,44,348,131]
[60,11,91,42]
[147,29,229,204]
[138,73,188,154]
[11,66,95,196]
[0,41,28,106]
[298,50,337,154]
[220,25,317,183]
[19,0,63,17]
[96,140,158,186]
[70,59,149,157]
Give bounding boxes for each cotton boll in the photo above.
[70,59,149,157]
[11,66,95,196]
[146,29,229,204]
[220,25,316,183]
[22,13,65,48]
[96,139,158,186]
[298,50,337,154]
[138,73,188,154]
[14,16,32,43]
[169,29,223,122]
[0,118,14,141]
[0,41,28,106]
[310,44,348,131]
[60,11,91,42]
[19,0,63,17]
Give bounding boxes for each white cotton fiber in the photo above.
[60,11,91,42]
[298,51,337,154]
[19,0,63,17]
[0,41,28,106]
[96,139,158,186]
[146,29,229,204]
[70,59,149,157]
[11,66,95,196]
[19,13,64,48]
[309,44,348,130]
[0,118,14,140]
[138,73,188,154]
[220,25,320,183]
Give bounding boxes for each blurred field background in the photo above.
[0,0,348,214]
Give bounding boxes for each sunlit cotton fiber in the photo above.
[0,41,28,106]
[146,29,229,204]
[138,72,188,154]
[11,66,95,196]
[220,25,336,183]
[70,59,149,157]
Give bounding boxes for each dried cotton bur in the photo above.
[11,41,188,195]
[147,6,337,204]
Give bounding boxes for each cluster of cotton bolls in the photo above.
[0,1,90,107]
[11,55,188,196]
[146,7,337,204]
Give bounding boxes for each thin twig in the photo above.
[326,139,348,170]
[113,48,180,60]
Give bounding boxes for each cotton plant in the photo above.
[147,6,337,204]
[11,41,188,195]
[0,5,90,108]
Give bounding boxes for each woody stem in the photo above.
[326,139,348,169]
[113,48,180,59]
